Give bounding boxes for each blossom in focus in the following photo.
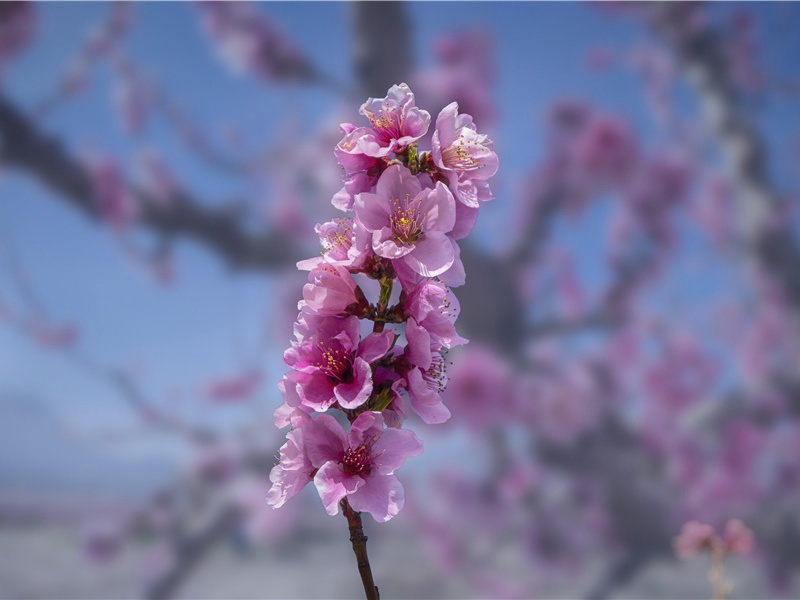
[355,164,459,278]
[306,412,423,522]
[299,263,366,317]
[266,425,315,509]
[432,101,498,208]
[283,314,393,411]
[357,82,431,157]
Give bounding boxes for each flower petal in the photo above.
[334,357,373,409]
[347,473,404,522]
[313,461,364,516]
[403,232,454,277]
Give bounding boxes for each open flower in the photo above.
[355,164,459,278]
[356,83,430,158]
[283,314,393,411]
[299,262,366,317]
[432,102,498,208]
[306,412,423,522]
[404,279,468,348]
[267,425,315,509]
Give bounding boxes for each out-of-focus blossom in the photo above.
[415,29,495,127]
[189,440,241,483]
[674,520,717,558]
[0,1,35,79]
[307,412,423,522]
[198,2,315,83]
[136,149,179,206]
[26,319,79,349]
[723,518,755,554]
[203,370,263,403]
[82,518,123,564]
[88,158,138,232]
[444,345,513,432]
[229,475,296,543]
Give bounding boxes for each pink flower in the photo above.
[403,279,468,349]
[355,164,459,278]
[432,101,498,208]
[267,424,315,509]
[403,340,451,425]
[331,123,385,211]
[283,314,394,411]
[27,319,79,349]
[296,217,368,271]
[357,83,431,157]
[723,518,755,555]
[299,263,366,317]
[306,412,423,522]
[674,520,717,559]
[88,159,138,231]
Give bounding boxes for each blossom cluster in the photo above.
[267,83,498,522]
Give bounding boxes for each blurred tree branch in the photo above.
[0,95,301,271]
[651,3,800,311]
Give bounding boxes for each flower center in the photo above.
[424,353,448,393]
[321,218,353,259]
[442,139,482,171]
[389,195,424,245]
[365,106,404,143]
[342,441,373,476]
[317,343,353,383]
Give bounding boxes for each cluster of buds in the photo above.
[267,83,498,522]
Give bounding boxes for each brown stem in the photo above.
[341,498,380,600]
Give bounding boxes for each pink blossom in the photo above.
[198,2,315,83]
[674,520,717,559]
[296,217,368,271]
[723,518,755,555]
[283,314,393,411]
[26,319,79,349]
[299,262,366,317]
[357,83,430,158]
[405,368,450,424]
[266,424,315,509]
[229,476,296,543]
[0,2,35,78]
[573,115,637,187]
[88,159,138,231]
[306,412,423,522]
[355,164,459,278]
[403,279,468,349]
[431,101,498,208]
[82,518,122,564]
[331,123,385,211]
[443,345,514,432]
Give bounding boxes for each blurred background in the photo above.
[1,1,800,598]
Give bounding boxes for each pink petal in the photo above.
[375,164,422,202]
[437,238,466,287]
[304,415,346,467]
[347,474,404,522]
[358,330,395,364]
[372,428,423,475]
[334,357,373,409]
[373,228,414,259]
[403,232,454,277]
[418,182,456,234]
[354,192,391,231]
[405,318,432,370]
[313,462,364,516]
